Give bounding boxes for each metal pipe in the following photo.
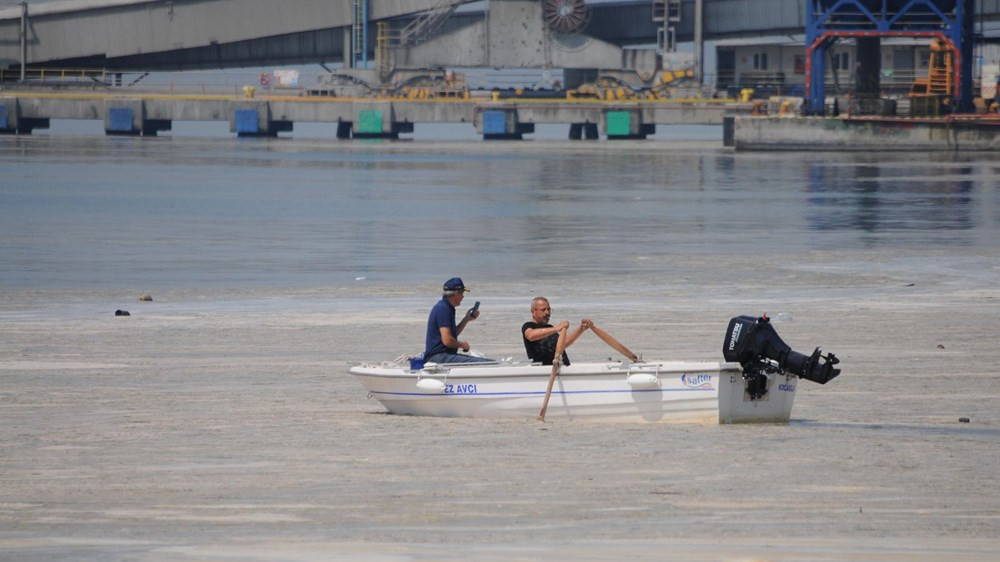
[361,0,368,68]
[343,27,352,69]
[694,0,703,84]
[21,1,28,81]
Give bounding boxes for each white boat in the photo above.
[350,358,802,424]
[349,315,841,423]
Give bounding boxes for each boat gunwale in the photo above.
[349,360,742,380]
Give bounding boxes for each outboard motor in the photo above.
[723,315,840,399]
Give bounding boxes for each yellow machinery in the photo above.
[396,85,470,100]
[909,38,954,116]
[646,68,697,99]
[565,69,696,101]
[566,77,640,101]
[658,69,695,86]
[394,73,470,100]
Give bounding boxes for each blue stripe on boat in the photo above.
[372,388,711,397]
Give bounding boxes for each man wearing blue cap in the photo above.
[424,277,493,364]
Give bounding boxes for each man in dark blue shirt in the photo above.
[424,277,493,364]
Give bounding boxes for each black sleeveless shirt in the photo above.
[521,322,570,366]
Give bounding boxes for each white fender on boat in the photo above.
[416,378,446,393]
[626,373,660,389]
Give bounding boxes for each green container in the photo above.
[605,111,633,137]
[358,110,383,134]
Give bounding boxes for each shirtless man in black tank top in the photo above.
[521,297,592,366]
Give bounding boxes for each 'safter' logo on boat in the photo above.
[681,373,713,390]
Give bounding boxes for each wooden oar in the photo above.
[590,323,638,362]
[537,327,567,422]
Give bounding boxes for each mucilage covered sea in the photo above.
[3,122,1000,560]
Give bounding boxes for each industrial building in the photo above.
[2,1,999,144]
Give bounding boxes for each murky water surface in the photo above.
[2,134,997,289]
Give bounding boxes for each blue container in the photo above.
[482,110,508,135]
[107,107,134,132]
[0,104,8,130]
[408,354,425,371]
[235,108,259,133]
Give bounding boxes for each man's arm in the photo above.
[525,319,591,347]
[440,326,469,352]
[455,307,477,336]
[564,318,592,348]
[524,320,570,342]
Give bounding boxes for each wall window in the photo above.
[793,55,805,74]
[832,52,850,71]
[753,53,768,70]
[917,49,930,69]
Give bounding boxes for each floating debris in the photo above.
[138,295,153,301]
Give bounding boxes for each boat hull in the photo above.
[349,360,799,423]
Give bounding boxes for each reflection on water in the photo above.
[805,160,979,242]
[1,135,997,288]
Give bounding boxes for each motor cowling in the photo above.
[723,315,840,385]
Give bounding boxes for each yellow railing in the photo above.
[377,21,391,82]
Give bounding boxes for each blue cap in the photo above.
[443,277,469,292]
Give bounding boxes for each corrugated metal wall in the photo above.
[702,0,805,36]
[3,0,1000,71]
[12,0,330,56]
[0,16,17,67]
[585,0,806,42]
[0,0,441,69]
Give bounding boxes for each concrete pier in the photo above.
[0,92,746,139]
[734,115,1000,151]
